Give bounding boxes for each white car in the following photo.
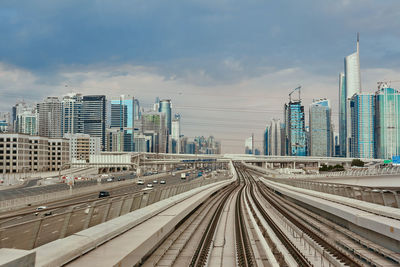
[160,180,166,184]
[34,206,47,216]
[137,179,144,185]
[153,180,158,184]
[147,183,153,188]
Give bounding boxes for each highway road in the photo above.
[0,169,212,228]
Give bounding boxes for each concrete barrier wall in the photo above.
[0,170,194,212]
[248,164,400,208]
[33,177,234,267]
[0,176,230,250]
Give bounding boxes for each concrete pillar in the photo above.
[131,195,142,211]
[140,193,149,208]
[60,206,75,237]
[101,199,113,223]
[120,197,134,216]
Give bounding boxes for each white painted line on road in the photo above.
[43,223,49,227]
[1,237,9,241]
[52,231,58,234]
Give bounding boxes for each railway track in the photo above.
[142,171,256,266]
[239,164,400,267]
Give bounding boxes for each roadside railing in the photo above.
[0,175,230,250]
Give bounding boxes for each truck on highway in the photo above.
[181,173,186,179]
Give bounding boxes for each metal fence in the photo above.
[0,176,229,250]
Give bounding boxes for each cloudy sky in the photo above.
[1,0,400,153]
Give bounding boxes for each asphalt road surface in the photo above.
[0,170,211,228]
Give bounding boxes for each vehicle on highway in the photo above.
[181,173,186,179]
[137,179,144,185]
[142,187,152,193]
[153,180,158,184]
[160,180,166,184]
[106,178,113,182]
[98,191,110,198]
[172,172,176,176]
[147,183,153,188]
[34,206,47,216]
[43,211,53,216]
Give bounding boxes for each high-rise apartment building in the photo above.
[82,95,107,151]
[285,101,307,156]
[375,85,400,159]
[37,97,63,138]
[141,112,167,153]
[62,93,83,135]
[309,99,332,157]
[350,93,375,158]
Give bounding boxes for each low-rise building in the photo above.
[64,133,101,161]
[0,133,70,174]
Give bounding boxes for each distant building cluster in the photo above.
[0,94,221,173]
[257,34,400,160]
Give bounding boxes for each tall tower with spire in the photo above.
[340,33,362,157]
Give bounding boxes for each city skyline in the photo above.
[1,1,400,153]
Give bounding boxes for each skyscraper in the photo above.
[37,97,63,138]
[309,99,332,157]
[110,95,135,151]
[375,85,400,159]
[342,34,362,157]
[338,72,346,157]
[267,118,282,156]
[285,101,307,156]
[263,126,269,155]
[141,112,167,153]
[82,95,107,151]
[350,93,375,158]
[159,99,172,134]
[62,93,83,135]
[171,114,181,154]
[245,135,254,154]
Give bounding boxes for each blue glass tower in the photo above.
[110,95,135,151]
[350,93,375,158]
[285,101,307,156]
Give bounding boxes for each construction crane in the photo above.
[289,85,301,102]
[377,80,400,90]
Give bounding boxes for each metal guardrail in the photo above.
[293,166,400,178]
[0,176,230,250]
[265,178,400,208]
[244,163,400,208]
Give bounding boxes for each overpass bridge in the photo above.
[1,155,399,267]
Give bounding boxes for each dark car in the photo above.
[98,191,110,198]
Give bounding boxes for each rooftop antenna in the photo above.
[357,32,359,53]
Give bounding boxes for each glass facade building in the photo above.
[338,72,347,157]
[110,95,135,152]
[343,35,361,157]
[375,86,400,159]
[285,101,307,156]
[62,93,83,135]
[82,95,107,151]
[309,99,332,157]
[350,93,375,158]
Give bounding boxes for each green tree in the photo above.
[351,159,365,167]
